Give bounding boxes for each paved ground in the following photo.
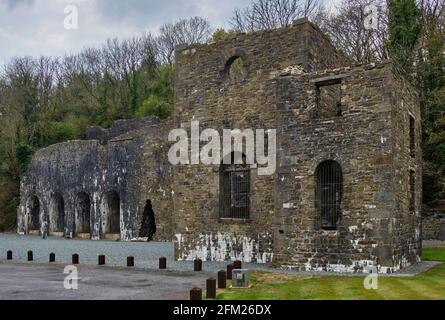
[0,233,267,272]
[423,240,445,248]
[0,262,212,300]
[0,233,443,300]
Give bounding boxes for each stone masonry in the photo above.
[18,18,422,273]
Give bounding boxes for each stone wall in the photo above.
[273,62,421,272]
[18,19,422,272]
[171,18,348,263]
[423,211,445,240]
[388,68,422,266]
[18,118,169,241]
[86,118,161,144]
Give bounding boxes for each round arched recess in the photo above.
[49,193,65,236]
[75,192,92,238]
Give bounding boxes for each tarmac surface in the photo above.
[0,262,212,300]
[1,234,443,300]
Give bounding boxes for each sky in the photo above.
[0,0,341,66]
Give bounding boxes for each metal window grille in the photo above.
[220,163,250,220]
[315,161,343,230]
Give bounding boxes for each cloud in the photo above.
[0,0,250,65]
[4,0,35,11]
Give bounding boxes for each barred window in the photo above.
[220,153,250,220]
[315,161,343,230]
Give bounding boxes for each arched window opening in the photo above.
[224,56,246,82]
[104,191,120,234]
[220,153,250,220]
[75,192,91,235]
[28,196,40,232]
[50,193,65,234]
[315,161,343,230]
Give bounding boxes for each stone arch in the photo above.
[26,195,41,234]
[224,56,246,82]
[220,48,250,82]
[101,191,121,238]
[49,192,65,235]
[140,200,157,241]
[75,192,91,237]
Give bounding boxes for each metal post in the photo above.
[159,257,167,269]
[190,288,202,301]
[206,278,217,299]
[234,260,242,270]
[218,270,227,289]
[194,259,202,272]
[227,264,234,280]
[98,255,106,265]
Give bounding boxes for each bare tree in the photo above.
[318,0,388,64]
[417,0,445,39]
[230,0,323,32]
[157,16,212,64]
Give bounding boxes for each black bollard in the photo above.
[227,264,234,280]
[6,251,12,260]
[98,255,106,265]
[206,278,217,299]
[190,288,202,301]
[159,257,167,269]
[49,253,56,263]
[194,259,202,272]
[72,254,79,265]
[27,251,33,262]
[234,260,242,270]
[127,256,135,267]
[218,270,227,289]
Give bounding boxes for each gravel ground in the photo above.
[0,234,441,277]
[0,262,213,300]
[0,233,268,273]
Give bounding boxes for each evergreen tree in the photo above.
[387,0,422,78]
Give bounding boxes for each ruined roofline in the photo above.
[175,17,338,54]
[31,117,164,156]
[33,139,99,158]
[85,116,162,144]
[277,60,393,78]
[277,58,419,100]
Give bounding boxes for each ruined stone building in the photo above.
[18,18,423,273]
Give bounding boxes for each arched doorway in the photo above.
[75,192,91,238]
[140,200,156,241]
[102,191,121,239]
[50,193,65,236]
[27,196,40,234]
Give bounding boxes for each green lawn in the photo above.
[216,248,445,300]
